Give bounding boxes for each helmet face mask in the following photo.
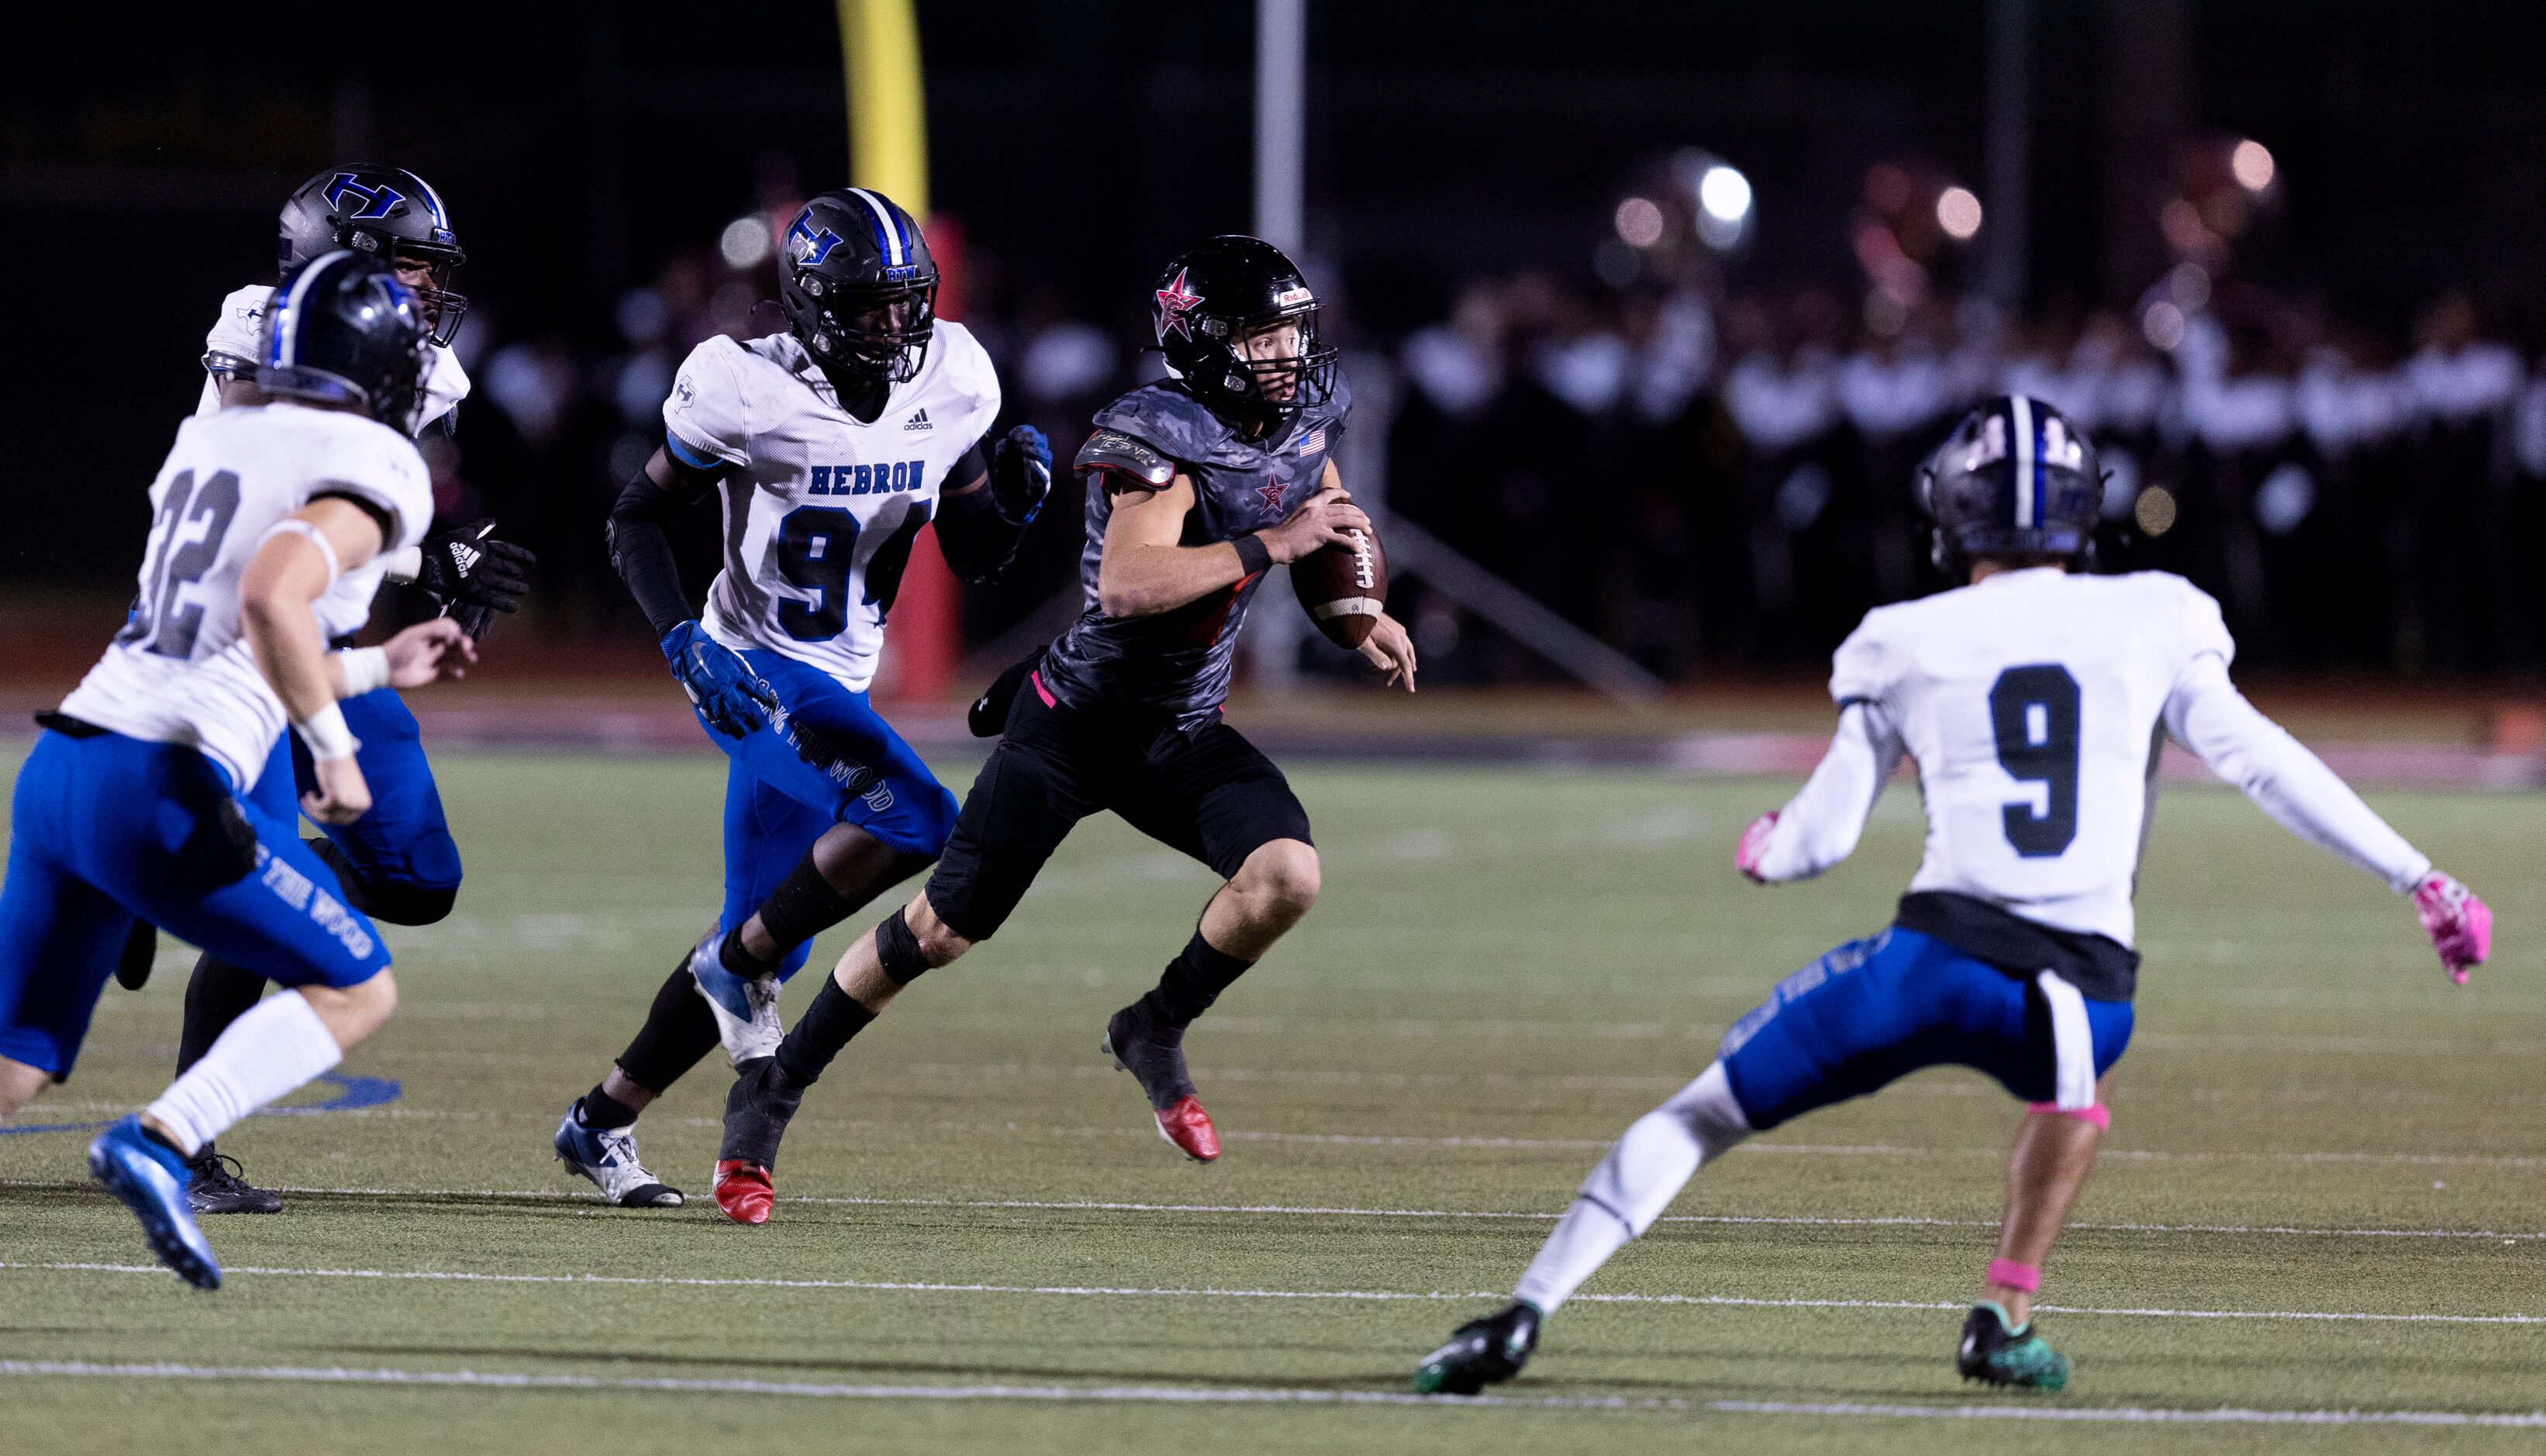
[779,189,938,390]
[279,166,468,347]
[1152,236,1338,432]
[1918,395,2103,576]
[799,274,937,385]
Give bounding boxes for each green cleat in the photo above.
[1414,1301,1541,1396]
[1954,1300,2069,1391]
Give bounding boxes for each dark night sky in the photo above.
[9,0,2546,584]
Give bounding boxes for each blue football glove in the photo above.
[661,621,778,740]
[989,424,1052,526]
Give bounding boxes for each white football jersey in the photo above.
[1831,569,2230,945]
[195,284,471,428]
[664,323,1000,692]
[61,403,433,791]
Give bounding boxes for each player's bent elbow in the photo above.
[1096,581,1156,619]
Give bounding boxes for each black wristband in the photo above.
[1233,533,1273,576]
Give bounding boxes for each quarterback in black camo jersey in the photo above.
[712,236,1416,1192]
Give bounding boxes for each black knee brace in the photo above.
[308,838,459,926]
[875,911,932,986]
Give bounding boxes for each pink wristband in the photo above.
[1986,1258,2041,1293]
[2027,1101,2110,1130]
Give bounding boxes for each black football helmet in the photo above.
[1151,236,1337,430]
[257,252,435,435]
[278,165,467,346]
[777,188,937,386]
[1916,395,2103,573]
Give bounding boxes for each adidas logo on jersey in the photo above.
[903,408,932,432]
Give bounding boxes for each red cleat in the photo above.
[712,1160,774,1224]
[1153,1095,1220,1163]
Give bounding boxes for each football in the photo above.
[1290,520,1389,648]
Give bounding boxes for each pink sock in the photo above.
[1986,1258,2041,1293]
[2027,1101,2110,1130]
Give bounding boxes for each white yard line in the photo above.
[0,1361,2538,1426]
[2,1261,2538,1326]
[5,1178,2541,1242]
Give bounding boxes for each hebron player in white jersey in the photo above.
[1416,395,2496,1396]
[550,186,1051,1220]
[0,254,474,1286]
[157,164,535,1220]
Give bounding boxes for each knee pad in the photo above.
[1661,1061,1754,1163]
[1578,1063,1754,1237]
[309,838,459,926]
[875,910,931,986]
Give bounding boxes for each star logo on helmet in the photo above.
[1155,268,1205,340]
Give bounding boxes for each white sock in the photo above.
[1515,1061,1752,1313]
[143,990,343,1158]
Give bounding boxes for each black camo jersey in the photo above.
[1037,374,1351,730]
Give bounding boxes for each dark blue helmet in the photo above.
[278,165,467,346]
[776,188,937,386]
[1151,235,1337,432]
[1916,395,2102,572]
[257,252,435,434]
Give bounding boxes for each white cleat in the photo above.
[687,930,782,1066]
[553,1105,685,1208]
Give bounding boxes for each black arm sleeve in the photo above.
[935,442,1026,584]
[607,459,719,638]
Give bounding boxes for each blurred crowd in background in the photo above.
[405,136,2541,688]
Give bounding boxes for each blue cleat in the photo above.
[686,929,781,1066]
[87,1117,221,1290]
[554,1101,685,1208]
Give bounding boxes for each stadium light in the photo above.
[1614,196,1665,248]
[2231,139,2275,191]
[719,216,772,269]
[1698,165,1751,226]
[1936,186,1984,240]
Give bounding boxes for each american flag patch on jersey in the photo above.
[1297,426,1326,455]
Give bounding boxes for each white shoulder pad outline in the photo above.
[1075,428,1176,488]
[662,336,754,467]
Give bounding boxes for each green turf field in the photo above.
[2,748,2541,1453]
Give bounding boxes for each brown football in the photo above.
[1290,521,1389,648]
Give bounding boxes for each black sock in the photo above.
[578,1085,641,1130]
[754,847,871,958]
[178,954,269,1075]
[723,1057,806,1167]
[772,975,878,1090]
[141,1123,191,1161]
[1136,930,1256,1032]
[719,926,778,980]
[615,960,722,1094]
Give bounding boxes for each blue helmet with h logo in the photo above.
[777,188,938,387]
[1916,395,2103,573]
[257,252,434,436]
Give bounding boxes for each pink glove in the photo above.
[1736,812,1779,884]
[2413,872,2492,985]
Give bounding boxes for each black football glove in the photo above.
[988,425,1052,527]
[414,519,536,640]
